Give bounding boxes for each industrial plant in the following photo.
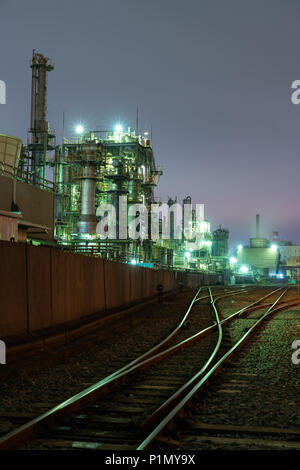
[0,51,230,274]
[231,214,300,282]
[2,2,300,454]
[2,51,299,282]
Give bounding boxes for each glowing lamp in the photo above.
[75,124,84,134]
[115,124,123,133]
[240,265,249,274]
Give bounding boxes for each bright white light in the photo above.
[115,124,123,133]
[240,265,249,274]
[238,244,243,251]
[75,124,84,134]
[200,221,210,233]
[271,244,278,251]
[81,234,92,240]
[230,257,237,264]
[184,251,191,259]
[131,259,137,265]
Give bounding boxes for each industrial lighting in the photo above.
[131,259,137,265]
[115,124,123,133]
[229,257,237,264]
[271,244,278,251]
[81,234,92,240]
[240,265,249,274]
[75,124,84,134]
[238,244,243,251]
[184,251,191,259]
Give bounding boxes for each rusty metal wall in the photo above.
[51,250,106,326]
[0,242,28,336]
[27,244,52,332]
[0,243,221,338]
[0,174,55,240]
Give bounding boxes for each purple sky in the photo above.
[1,0,300,251]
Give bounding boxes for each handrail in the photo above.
[0,162,54,191]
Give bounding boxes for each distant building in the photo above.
[236,214,279,276]
[279,245,300,266]
[237,246,279,275]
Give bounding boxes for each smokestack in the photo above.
[256,214,260,238]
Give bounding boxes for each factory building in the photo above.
[279,245,300,264]
[272,234,300,279]
[236,214,279,277]
[237,246,279,273]
[54,127,164,264]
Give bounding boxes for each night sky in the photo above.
[1,0,300,251]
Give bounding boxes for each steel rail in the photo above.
[136,288,290,450]
[79,286,248,386]
[98,286,249,383]
[0,286,249,450]
[140,286,284,432]
[0,285,278,451]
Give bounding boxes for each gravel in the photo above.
[0,289,198,435]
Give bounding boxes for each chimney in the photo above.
[256,214,260,238]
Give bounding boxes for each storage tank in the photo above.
[212,226,229,257]
[250,237,269,248]
[0,134,23,171]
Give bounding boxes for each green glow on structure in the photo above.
[240,265,249,273]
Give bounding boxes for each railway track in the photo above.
[138,288,300,451]
[0,285,297,451]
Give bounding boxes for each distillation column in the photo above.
[77,144,102,234]
[29,50,54,184]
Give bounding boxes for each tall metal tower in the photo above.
[28,50,55,184]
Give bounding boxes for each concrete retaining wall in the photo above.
[0,242,222,338]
